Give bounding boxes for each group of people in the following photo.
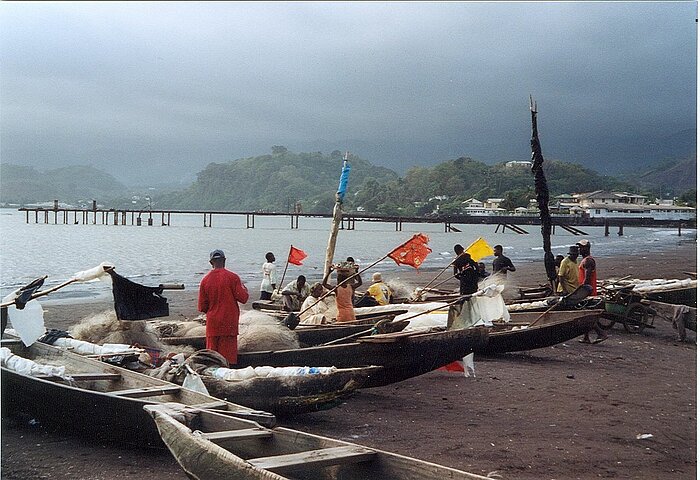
[554,239,607,344]
[452,243,516,295]
[198,240,606,366]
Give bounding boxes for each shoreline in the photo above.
[3,242,696,480]
[37,242,697,332]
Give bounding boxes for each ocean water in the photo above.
[0,208,695,301]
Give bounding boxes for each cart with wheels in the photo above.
[599,286,656,333]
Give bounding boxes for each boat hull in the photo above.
[475,310,601,355]
[146,404,492,480]
[236,327,489,388]
[0,338,275,448]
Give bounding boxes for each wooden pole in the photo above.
[323,199,343,277]
[276,245,293,294]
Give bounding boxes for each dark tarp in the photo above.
[108,270,169,320]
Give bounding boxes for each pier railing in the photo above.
[17,206,694,236]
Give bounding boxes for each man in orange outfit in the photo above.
[198,249,249,364]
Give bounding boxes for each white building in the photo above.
[573,191,695,221]
[505,161,533,168]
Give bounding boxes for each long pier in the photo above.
[18,204,693,236]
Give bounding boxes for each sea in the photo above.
[0,208,695,303]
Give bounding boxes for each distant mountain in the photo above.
[620,155,697,198]
[0,164,127,205]
[157,147,398,213]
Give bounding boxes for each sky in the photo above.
[1,2,697,185]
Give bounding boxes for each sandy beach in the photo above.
[2,241,697,479]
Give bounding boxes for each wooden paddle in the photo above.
[0,264,115,308]
[529,284,592,327]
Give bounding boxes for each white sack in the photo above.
[0,347,67,378]
[4,300,46,347]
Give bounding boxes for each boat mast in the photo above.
[529,96,557,288]
[323,152,351,277]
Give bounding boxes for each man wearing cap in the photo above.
[576,239,608,344]
[198,249,249,365]
[361,272,393,306]
[576,239,597,295]
[557,246,580,295]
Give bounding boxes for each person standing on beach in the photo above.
[198,249,249,365]
[453,244,479,295]
[492,245,516,275]
[557,246,580,295]
[260,252,277,301]
[577,239,608,344]
[322,262,362,322]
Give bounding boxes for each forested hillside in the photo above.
[348,157,632,215]
[155,149,634,215]
[157,147,398,213]
[4,148,689,214]
[0,164,127,205]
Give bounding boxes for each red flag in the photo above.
[438,361,465,372]
[387,234,432,269]
[288,246,307,266]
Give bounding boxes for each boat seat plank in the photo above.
[356,330,422,343]
[36,372,122,381]
[201,428,272,443]
[0,338,23,346]
[190,401,229,410]
[110,385,181,398]
[248,446,376,472]
[70,373,122,380]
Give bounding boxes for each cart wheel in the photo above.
[623,303,648,333]
[597,313,616,330]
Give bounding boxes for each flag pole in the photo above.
[276,245,293,294]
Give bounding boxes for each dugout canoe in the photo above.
[160,314,409,349]
[145,403,491,480]
[234,326,489,388]
[171,364,382,416]
[473,310,602,355]
[0,337,276,448]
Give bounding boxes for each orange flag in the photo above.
[388,234,432,269]
[288,246,308,266]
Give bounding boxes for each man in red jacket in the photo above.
[198,249,249,365]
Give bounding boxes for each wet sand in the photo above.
[2,242,697,479]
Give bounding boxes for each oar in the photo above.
[0,263,114,308]
[529,284,592,327]
[321,298,470,346]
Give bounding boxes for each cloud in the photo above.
[1,2,695,184]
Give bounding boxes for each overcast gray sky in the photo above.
[1,2,696,185]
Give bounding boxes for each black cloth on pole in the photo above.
[108,270,169,320]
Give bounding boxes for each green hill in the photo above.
[158,147,398,213]
[0,164,127,206]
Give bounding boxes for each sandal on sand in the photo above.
[592,337,608,344]
[578,339,593,344]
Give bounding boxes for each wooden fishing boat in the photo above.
[602,279,697,308]
[161,316,410,350]
[474,310,602,355]
[234,326,489,388]
[0,336,276,448]
[18,332,383,416]
[197,365,381,416]
[145,403,491,480]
